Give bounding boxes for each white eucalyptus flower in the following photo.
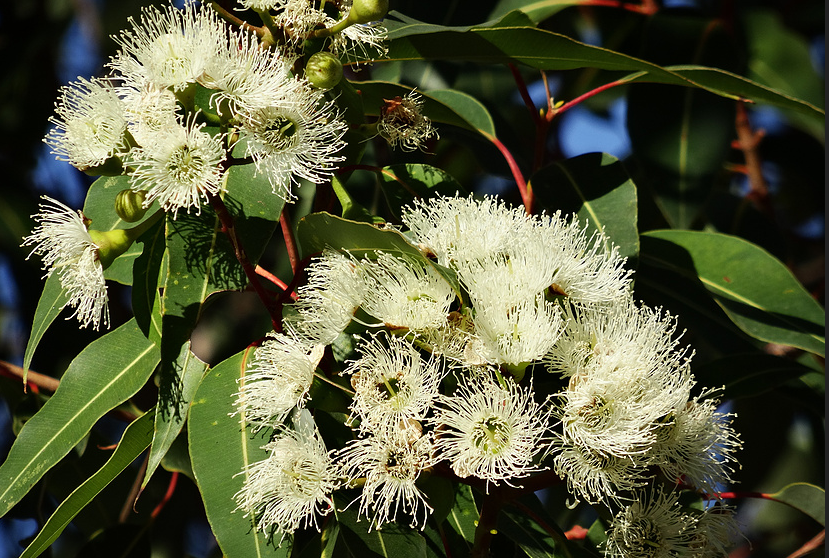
[344,333,445,435]
[284,250,366,344]
[359,252,456,331]
[377,91,438,152]
[653,391,741,493]
[338,431,434,530]
[237,83,347,198]
[235,332,325,430]
[235,412,338,536]
[604,488,696,558]
[110,1,225,92]
[118,85,180,146]
[127,113,226,216]
[201,27,299,115]
[22,197,109,330]
[471,295,563,366]
[44,77,128,171]
[431,372,551,489]
[552,443,649,505]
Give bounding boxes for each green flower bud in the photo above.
[114,189,148,223]
[348,0,389,24]
[305,52,344,90]
[88,228,134,269]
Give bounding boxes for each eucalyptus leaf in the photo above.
[0,319,159,517]
[143,343,207,489]
[767,483,825,527]
[19,410,155,558]
[188,350,289,558]
[378,164,466,221]
[22,272,69,375]
[642,230,825,357]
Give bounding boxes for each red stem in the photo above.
[255,265,297,300]
[483,132,533,213]
[208,194,282,331]
[280,209,300,276]
[509,63,541,126]
[151,472,179,519]
[552,78,629,118]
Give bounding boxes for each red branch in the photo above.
[151,472,179,519]
[483,132,533,213]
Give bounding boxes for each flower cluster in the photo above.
[26,0,392,329]
[234,194,741,553]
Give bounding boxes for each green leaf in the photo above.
[767,483,825,526]
[334,504,428,558]
[642,230,825,357]
[356,81,496,136]
[530,152,639,262]
[488,1,588,24]
[693,353,819,400]
[296,212,462,302]
[626,14,738,229]
[0,319,160,517]
[743,8,825,139]
[143,343,207,488]
[378,164,466,221]
[131,221,166,343]
[445,484,478,546]
[188,350,289,558]
[19,410,156,558]
[498,505,561,558]
[382,26,823,120]
[22,272,69,374]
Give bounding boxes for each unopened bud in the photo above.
[88,228,133,269]
[306,52,343,90]
[114,189,148,223]
[348,0,389,24]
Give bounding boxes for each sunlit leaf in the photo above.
[19,410,155,558]
[0,319,159,517]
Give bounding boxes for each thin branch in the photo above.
[733,101,769,200]
[787,529,825,558]
[0,360,60,393]
[552,78,629,118]
[280,209,300,276]
[255,265,297,300]
[150,472,179,519]
[509,63,541,126]
[482,132,533,213]
[471,489,503,558]
[208,193,282,331]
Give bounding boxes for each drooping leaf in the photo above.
[487,1,591,24]
[767,483,825,527]
[22,272,69,374]
[380,25,823,120]
[641,230,825,357]
[131,220,166,343]
[499,497,570,558]
[530,152,639,262]
[377,164,466,221]
[188,349,289,558]
[143,343,207,488]
[693,352,818,400]
[19,410,155,558]
[0,319,160,517]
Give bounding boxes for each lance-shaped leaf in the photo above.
[641,230,825,357]
[693,352,818,400]
[188,350,289,558]
[22,273,69,375]
[530,152,639,263]
[0,319,160,517]
[381,23,823,121]
[142,343,207,488]
[19,410,156,558]
[334,503,428,558]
